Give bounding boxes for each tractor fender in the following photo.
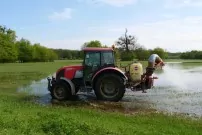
[60,77,76,95]
[92,67,128,89]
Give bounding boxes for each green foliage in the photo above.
[48,49,58,62]
[152,47,168,59]
[135,48,151,60]
[120,51,135,61]
[53,49,83,60]
[167,52,182,59]
[16,38,34,62]
[119,46,168,61]
[0,26,18,63]
[0,25,58,63]
[53,40,110,60]
[114,48,120,61]
[180,50,202,59]
[82,40,102,49]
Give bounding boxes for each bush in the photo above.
[152,47,168,59]
[135,48,150,60]
[120,51,134,61]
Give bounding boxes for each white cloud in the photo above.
[42,16,202,52]
[48,8,72,21]
[78,0,137,7]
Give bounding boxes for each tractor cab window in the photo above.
[101,51,115,66]
[84,52,100,67]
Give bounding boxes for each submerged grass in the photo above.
[0,60,202,134]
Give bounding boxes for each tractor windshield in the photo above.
[85,52,100,67]
[101,51,115,66]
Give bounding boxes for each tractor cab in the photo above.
[82,47,115,82]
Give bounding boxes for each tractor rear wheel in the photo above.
[94,73,125,102]
[50,80,72,101]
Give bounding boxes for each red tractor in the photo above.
[47,47,158,102]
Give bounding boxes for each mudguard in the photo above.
[60,77,76,95]
[92,67,128,88]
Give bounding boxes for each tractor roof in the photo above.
[83,47,114,52]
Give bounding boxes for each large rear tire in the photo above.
[94,73,125,102]
[50,80,72,101]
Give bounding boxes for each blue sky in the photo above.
[1,0,202,52]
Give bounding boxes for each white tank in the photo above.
[126,62,143,82]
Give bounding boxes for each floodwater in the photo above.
[17,62,202,117]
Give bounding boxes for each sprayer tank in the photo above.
[126,62,143,82]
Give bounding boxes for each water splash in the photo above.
[141,62,202,117]
[17,78,49,96]
[161,64,188,89]
[155,63,202,93]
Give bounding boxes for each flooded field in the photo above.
[17,62,202,117]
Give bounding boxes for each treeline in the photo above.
[51,40,169,61]
[52,40,108,60]
[119,47,168,61]
[0,25,58,63]
[52,49,83,60]
[162,51,202,60]
[1,25,201,63]
[180,50,202,59]
[167,52,182,59]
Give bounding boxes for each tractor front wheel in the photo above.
[50,80,72,101]
[94,74,125,102]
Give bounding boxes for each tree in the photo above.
[135,47,151,60]
[16,38,33,62]
[116,28,138,52]
[81,40,102,49]
[120,51,135,61]
[47,49,58,62]
[0,25,58,63]
[0,37,18,62]
[180,50,202,59]
[32,44,50,62]
[152,47,168,59]
[0,25,18,63]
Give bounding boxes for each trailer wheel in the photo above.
[94,73,125,102]
[50,80,72,101]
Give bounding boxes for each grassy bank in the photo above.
[0,60,202,135]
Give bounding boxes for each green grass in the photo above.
[0,60,202,135]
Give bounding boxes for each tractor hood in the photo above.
[54,65,84,80]
[56,65,83,74]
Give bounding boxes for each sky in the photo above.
[1,0,202,52]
